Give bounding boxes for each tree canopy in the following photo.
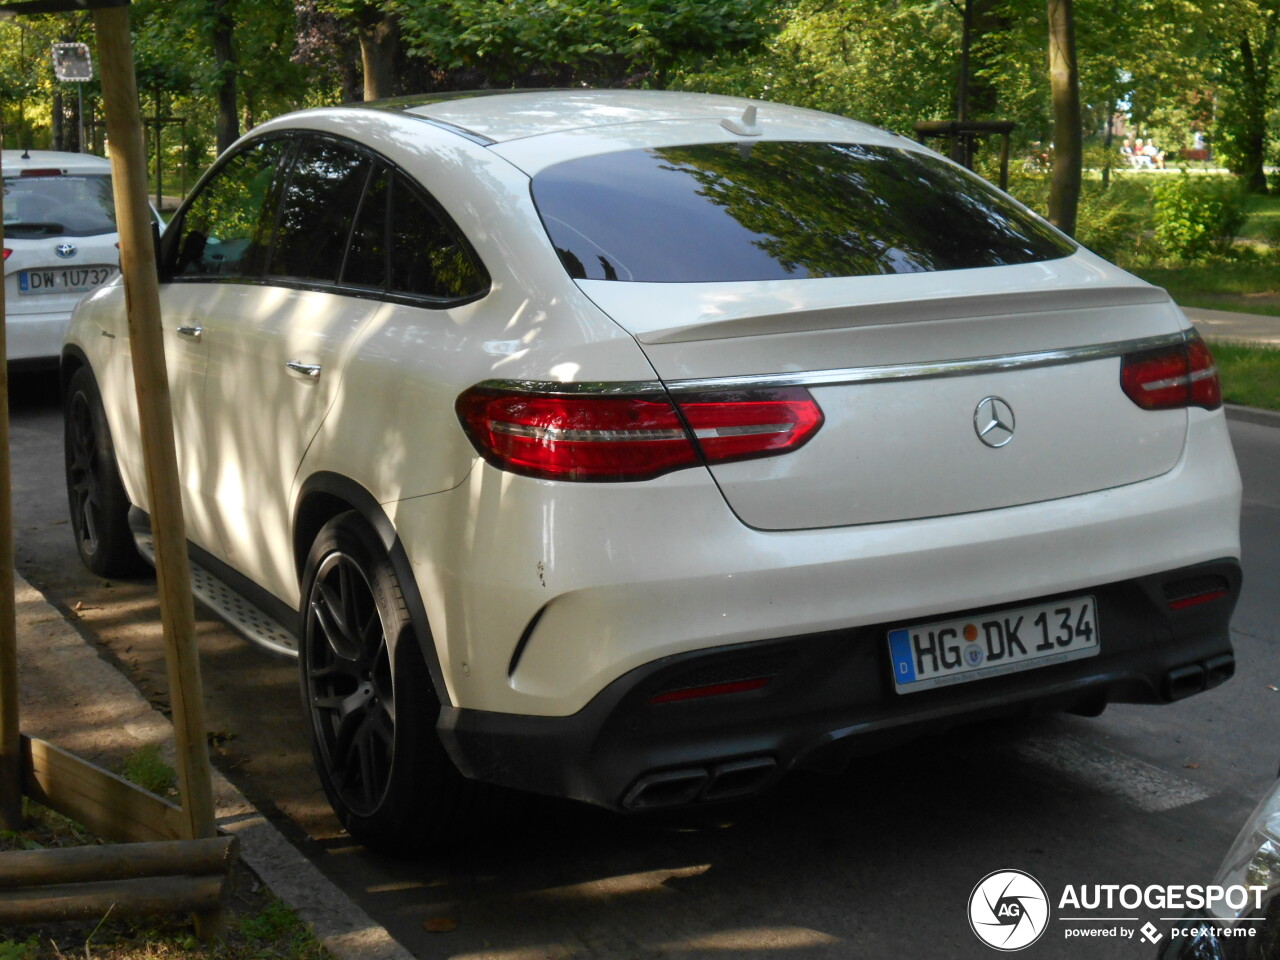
[0,0,1274,195]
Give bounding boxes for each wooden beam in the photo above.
[0,874,228,924]
[0,836,237,888]
[21,736,187,845]
[91,3,216,847]
[0,129,22,832]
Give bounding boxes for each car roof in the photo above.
[2,150,113,177]
[360,89,884,145]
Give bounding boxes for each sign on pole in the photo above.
[52,41,93,81]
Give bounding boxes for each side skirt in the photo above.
[129,508,299,659]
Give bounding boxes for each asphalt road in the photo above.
[9,369,1280,960]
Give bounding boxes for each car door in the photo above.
[194,135,387,606]
[158,136,290,558]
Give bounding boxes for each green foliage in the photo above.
[121,744,177,797]
[1075,180,1156,263]
[671,0,954,133]
[394,0,775,86]
[1152,174,1248,260]
[1004,173,1156,263]
[0,936,39,960]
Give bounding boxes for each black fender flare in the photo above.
[294,472,453,708]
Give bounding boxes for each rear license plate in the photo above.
[18,265,116,295]
[888,596,1099,694]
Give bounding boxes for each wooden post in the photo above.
[93,5,222,935]
[0,128,25,833]
[91,0,217,859]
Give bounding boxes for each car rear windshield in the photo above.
[3,174,116,238]
[531,142,1075,283]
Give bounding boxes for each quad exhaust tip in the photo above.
[1163,654,1234,701]
[621,757,777,811]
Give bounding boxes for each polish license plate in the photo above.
[888,596,1099,694]
[18,265,116,295]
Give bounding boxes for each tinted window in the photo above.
[270,140,371,283]
[173,138,287,278]
[340,167,388,290]
[388,174,487,300]
[532,142,1075,283]
[3,174,116,238]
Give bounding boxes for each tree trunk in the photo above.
[211,0,239,154]
[358,10,400,101]
[1235,32,1272,193]
[52,91,64,151]
[1047,0,1082,236]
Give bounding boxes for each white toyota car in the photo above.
[4,150,126,364]
[62,90,1242,854]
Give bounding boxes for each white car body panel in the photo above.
[577,255,1194,528]
[389,408,1238,715]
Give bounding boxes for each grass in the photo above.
[120,745,176,799]
[0,800,331,960]
[1207,341,1280,412]
[1238,193,1280,243]
[1130,262,1280,317]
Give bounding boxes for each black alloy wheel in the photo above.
[63,366,144,577]
[299,512,473,853]
[303,547,396,817]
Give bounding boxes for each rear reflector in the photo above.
[649,677,771,704]
[1168,588,1229,611]
[456,383,823,482]
[1121,332,1222,411]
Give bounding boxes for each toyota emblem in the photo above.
[55,243,77,259]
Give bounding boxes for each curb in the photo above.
[11,571,413,960]
[1224,404,1280,429]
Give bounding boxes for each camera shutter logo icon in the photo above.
[968,869,1050,951]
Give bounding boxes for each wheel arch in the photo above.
[60,344,90,397]
[294,472,453,707]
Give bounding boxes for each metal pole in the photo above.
[0,128,26,832]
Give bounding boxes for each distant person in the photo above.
[1141,140,1165,169]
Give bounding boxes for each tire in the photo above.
[63,366,146,577]
[299,511,473,854]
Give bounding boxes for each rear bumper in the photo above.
[6,307,73,362]
[438,558,1240,811]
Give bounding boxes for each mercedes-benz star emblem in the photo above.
[54,243,77,259]
[974,396,1015,448]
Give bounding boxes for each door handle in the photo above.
[176,325,203,341]
[285,360,322,379]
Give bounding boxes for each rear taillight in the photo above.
[19,169,63,178]
[2,249,10,261]
[456,383,823,482]
[1120,332,1222,411]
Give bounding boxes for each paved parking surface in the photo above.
[8,370,1279,959]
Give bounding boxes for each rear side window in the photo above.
[341,168,389,290]
[388,173,488,301]
[172,138,288,278]
[3,174,116,237]
[532,142,1075,283]
[270,139,371,283]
